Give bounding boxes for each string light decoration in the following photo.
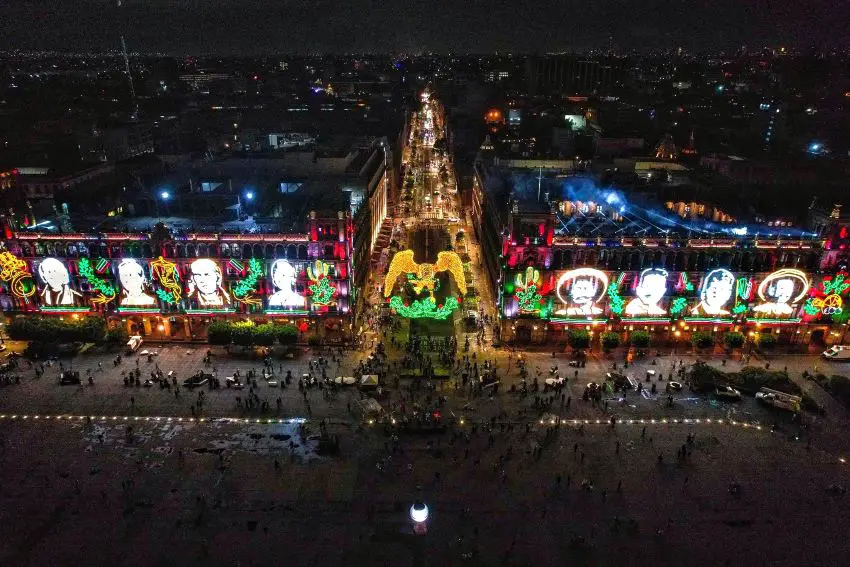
[384,250,466,298]
[307,260,336,306]
[514,266,542,312]
[607,273,626,315]
[804,272,850,321]
[670,297,688,315]
[150,256,182,305]
[78,257,116,305]
[389,296,459,320]
[732,277,753,315]
[0,250,35,299]
[232,258,263,307]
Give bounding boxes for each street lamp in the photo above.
[160,190,170,200]
[245,191,254,201]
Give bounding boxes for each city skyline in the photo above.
[1,0,847,55]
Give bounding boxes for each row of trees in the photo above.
[565,330,773,352]
[7,316,114,344]
[208,321,299,347]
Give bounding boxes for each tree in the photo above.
[7,316,106,343]
[601,331,621,352]
[231,321,255,348]
[252,323,277,347]
[277,324,298,345]
[207,321,232,345]
[723,332,745,350]
[692,331,714,350]
[105,326,129,345]
[630,330,651,348]
[568,329,591,350]
[756,332,777,350]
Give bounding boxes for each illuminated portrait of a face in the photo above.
[625,268,668,316]
[118,259,156,306]
[555,268,608,316]
[691,269,735,316]
[268,259,305,308]
[188,259,229,307]
[752,269,809,316]
[37,257,81,306]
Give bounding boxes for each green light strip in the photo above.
[39,306,92,313]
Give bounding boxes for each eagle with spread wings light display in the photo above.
[384,250,467,299]
[383,250,467,319]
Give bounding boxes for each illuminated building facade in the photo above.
[472,162,842,346]
[0,212,354,341]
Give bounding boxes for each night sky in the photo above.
[1,0,847,54]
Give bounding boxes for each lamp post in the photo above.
[410,500,429,535]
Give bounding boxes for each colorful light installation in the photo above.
[187,259,230,307]
[307,260,336,306]
[150,256,181,305]
[267,259,306,309]
[608,273,626,316]
[37,258,83,306]
[384,250,466,298]
[804,272,850,320]
[515,267,543,313]
[231,258,263,307]
[753,269,809,317]
[690,269,735,316]
[116,259,155,306]
[389,296,459,320]
[556,268,608,316]
[625,268,668,316]
[0,250,35,299]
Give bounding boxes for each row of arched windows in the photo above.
[14,241,321,261]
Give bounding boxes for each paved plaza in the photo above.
[0,340,849,565]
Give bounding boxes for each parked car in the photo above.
[59,371,81,385]
[183,372,211,388]
[714,385,742,400]
[822,345,850,360]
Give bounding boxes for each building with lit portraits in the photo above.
[0,138,396,342]
[470,161,846,347]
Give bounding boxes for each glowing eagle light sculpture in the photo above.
[383,250,467,298]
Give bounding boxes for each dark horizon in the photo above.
[1,0,847,56]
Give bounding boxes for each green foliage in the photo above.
[105,326,129,345]
[231,321,256,347]
[686,361,724,393]
[686,362,801,396]
[307,334,321,347]
[630,330,651,348]
[7,316,106,343]
[568,329,591,350]
[691,331,715,349]
[722,332,745,349]
[813,374,850,411]
[252,323,278,347]
[601,331,621,351]
[276,324,298,345]
[727,366,800,395]
[207,321,232,345]
[756,332,777,350]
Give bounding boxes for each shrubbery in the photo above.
[568,329,591,350]
[813,374,850,410]
[206,321,300,347]
[756,332,777,350]
[723,332,745,350]
[601,331,621,351]
[691,331,715,349]
[686,361,801,396]
[630,330,651,348]
[8,316,107,343]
